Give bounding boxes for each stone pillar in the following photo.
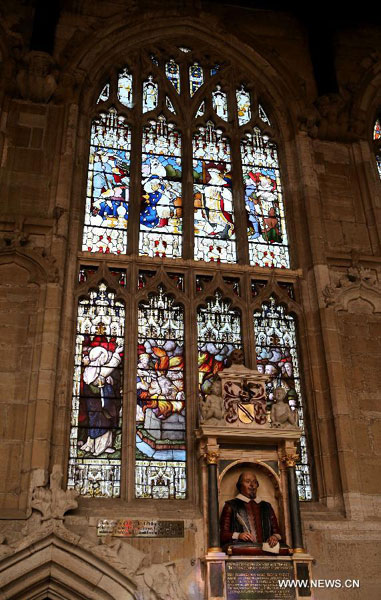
[205,450,221,553]
[283,452,305,552]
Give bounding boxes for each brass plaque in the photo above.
[226,560,296,600]
[97,519,184,538]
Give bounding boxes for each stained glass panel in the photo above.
[189,62,203,96]
[139,116,182,258]
[259,103,271,125]
[165,59,180,93]
[193,122,236,263]
[136,286,186,499]
[373,118,381,140]
[143,76,159,113]
[197,290,242,398]
[166,96,176,114]
[68,282,125,497]
[236,86,251,126]
[254,296,312,500]
[210,64,220,76]
[241,127,290,268]
[117,68,133,108]
[212,86,228,121]
[195,101,205,118]
[82,109,130,254]
[97,82,110,104]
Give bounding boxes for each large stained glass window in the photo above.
[136,285,186,499]
[76,44,316,504]
[139,116,182,258]
[68,282,125,497]
[82,109,130,254]
[241,128,290,268]
[253,295,311,500]
[193,122,236,262]
[197,290,242,398]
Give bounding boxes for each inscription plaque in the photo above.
[97,519,184,538]
[226,560,296,600]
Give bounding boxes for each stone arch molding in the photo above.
[0,525,137,600]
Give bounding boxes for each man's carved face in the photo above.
[238,472,259,499]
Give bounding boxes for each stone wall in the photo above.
[0,1,380,598]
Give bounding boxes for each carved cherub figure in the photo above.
[270,387,297,428]
[200,379,224,425]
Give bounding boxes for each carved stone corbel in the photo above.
[322,262,381,313]
[31,465,79,522]
[16,51,58,103]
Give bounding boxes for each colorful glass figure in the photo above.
[68,282,125,497]
[143,76,159,113]
[254,296,312,500]
[198,290,242,398]
[136,286,186,499]
[165,59,181,94]
[259,103,271,125]
[139,115,182,258]
[117,68,133,108]
[195,101,205,118]
[189,62,204,96]
[236,86,251,126]
[82,109,130,254]
[97,82,110,104]
[166,96,176,114]
[193,122,236,263]
[241,127,290,268]
[373,118,381,140]
[212,85,228,121]
[210,64,220,76]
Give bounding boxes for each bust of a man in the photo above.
[220,471,281,551]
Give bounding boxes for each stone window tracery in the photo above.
[69,42,312,501]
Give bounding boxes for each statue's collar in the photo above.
[235,493,258,503]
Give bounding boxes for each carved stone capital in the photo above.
[281,453,300,468]
[204,450,220,465]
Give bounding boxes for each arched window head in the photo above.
[82,44,291,268]
[373,117,381,179]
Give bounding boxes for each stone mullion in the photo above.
[182,119,194,260]
[229,88,249,267]
[243,271,258,370]
[123,267,138,501]
[185,270,199,503]
[126,62,143,257]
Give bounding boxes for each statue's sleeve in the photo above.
[269,505,281,539]
[220,502,235,544]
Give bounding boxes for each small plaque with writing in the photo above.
[226,560,296,600]
[97,519,184,538]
